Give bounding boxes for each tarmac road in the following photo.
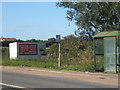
[2,70,118,89]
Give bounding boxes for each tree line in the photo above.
[1,38,56,47]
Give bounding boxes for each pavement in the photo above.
[2,71,118,88]
[0,66,119,86]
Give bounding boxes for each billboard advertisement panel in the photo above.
[19,44,38,55]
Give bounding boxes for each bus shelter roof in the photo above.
[93,31,120,38]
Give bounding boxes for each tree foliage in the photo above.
[1,38,56,47]
[46,38,56,47]
[56,2,120,38]
[25,39,44,42]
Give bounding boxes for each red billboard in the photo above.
[19,44,38,55]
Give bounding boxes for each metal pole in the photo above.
[93,38,96,71]
[58,42,61,67]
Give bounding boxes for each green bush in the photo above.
[1,35,95,72]
[1,47,9,59]
[45,35,94,72]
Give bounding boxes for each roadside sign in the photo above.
[56,35,61,67]
[56,35,61,43]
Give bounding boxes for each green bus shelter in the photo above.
[93,31,120,73]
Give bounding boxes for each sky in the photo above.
[2,2,77,40]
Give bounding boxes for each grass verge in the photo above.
[1,58,95,72]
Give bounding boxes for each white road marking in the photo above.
[0,83,26,88]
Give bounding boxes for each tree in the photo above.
[1,41,15,47]
[56,2,120,39]
[25,39,44,42]
[46,38,56,47]
[26,39,38,42]
[15,39,24,42]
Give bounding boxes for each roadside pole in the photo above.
[58,42,61,67]
[56,35,61,67]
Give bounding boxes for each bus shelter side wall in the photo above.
[93,37,104,71]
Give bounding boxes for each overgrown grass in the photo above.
[2,58,95,72]
[2,59,57,69]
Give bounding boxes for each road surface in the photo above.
[2,70,118,89]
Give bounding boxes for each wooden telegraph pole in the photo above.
[56,35,61,67]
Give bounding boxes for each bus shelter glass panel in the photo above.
[104,37,116,73]
[95,55,104,71]
[94,38,104,71]
[94,39,104,54]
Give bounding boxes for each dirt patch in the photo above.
[0,66,118,86]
